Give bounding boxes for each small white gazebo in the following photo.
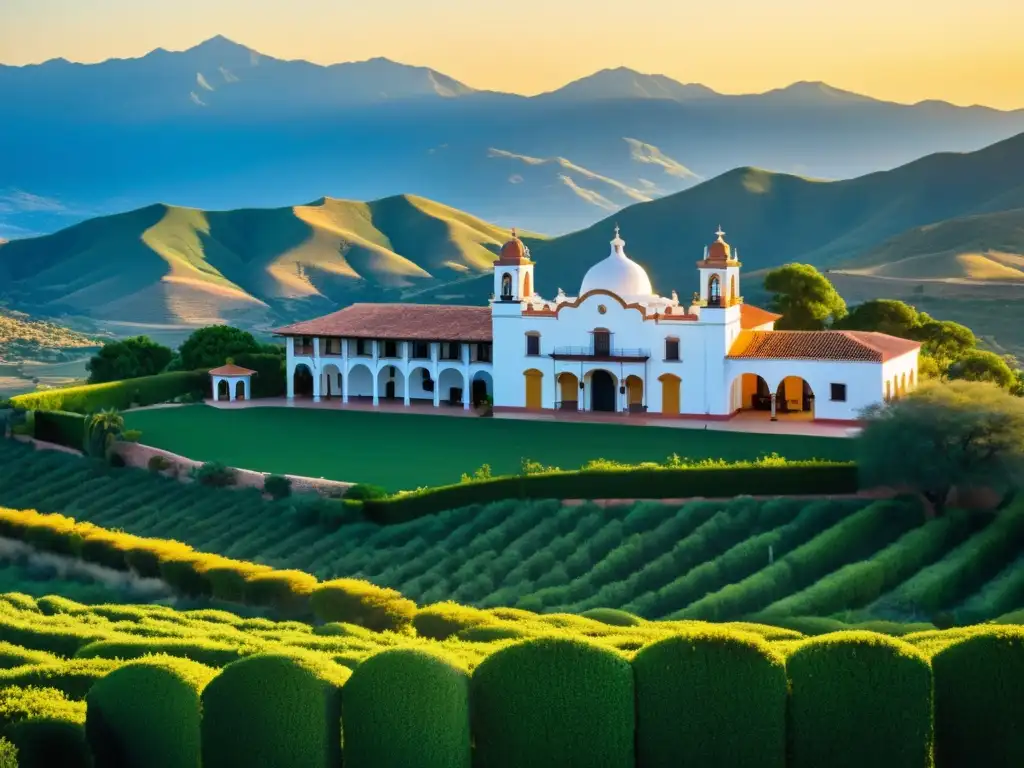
[210,363,257,402]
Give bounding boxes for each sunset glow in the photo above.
[2,0,1022,109]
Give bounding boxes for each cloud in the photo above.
[0,190,67,213]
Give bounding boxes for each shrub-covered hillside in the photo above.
[1,440,1022,625]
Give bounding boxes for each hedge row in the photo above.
[0,507,417,633]
[10,371,207,413]
[31,410,86,450]
[364,463,860,524]
[67,630,1024,768]
[232,352,286,398]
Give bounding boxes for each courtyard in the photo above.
[124,404,858,492]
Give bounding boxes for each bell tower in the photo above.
[492,229,535,306]
[697,226,742,309]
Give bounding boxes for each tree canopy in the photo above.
[835,298,922,337]
[858,381,1024,510]
[763,264,847,330]
[178,326,262,371]
[947,350,1017,389]
[87,336,173,384]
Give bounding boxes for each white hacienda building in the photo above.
[276,227,920,423]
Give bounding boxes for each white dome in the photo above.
[579,228,654,299]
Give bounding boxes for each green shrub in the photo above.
[147,455,172,473]
[0,685,84,729]
[120,429,143,443]
[932,626,1024,768]
[342,648,470,768]
[0,737,15,768]
[32,410,86,450]
[243,570,318,617]
[579,608,644,627]
[310,579,416,633]
[190,461,236,488]
[76,638,251,668]
[159,556,212,598]
[86,656,216,768]
[344,483,388,502]
[413,602,494,640]
[632,628,786,768]
[0,642,59,671]
[787,632,933,768]
[4,718,91,768]
[264,474,292,500]
[10,371,207,414]
[0,659,121,700]
[201,653,350,768]
[364,463,858,523]
[204,563,270,603]
[471,637,635,768]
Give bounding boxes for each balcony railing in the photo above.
[551,347,651,360]
[294,345,314,357]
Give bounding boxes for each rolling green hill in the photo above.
[2,131,1024,344]
[0,195,537,333]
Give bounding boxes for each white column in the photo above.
[341,340,350,405]
[313,369,322,402]
[462,343,471,410]
[286,361,294,400]
[244,378,251,400]
[770,393,777,421]
[431,343,440,408]
[372,369,379,406]
[213,377,221,402]
[229,378,237,402]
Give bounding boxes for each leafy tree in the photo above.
[178,326,261,371]
[763,264,847,330]
[947,350,1017,389]
[858,381,1024,512]
[835,299,922,337]
[86,336,173,384]
[915,318,976,366]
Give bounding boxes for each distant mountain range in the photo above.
[2,36,1024,239]
[2,130,1023,350]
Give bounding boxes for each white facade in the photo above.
[280,227,920,423]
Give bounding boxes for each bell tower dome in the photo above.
[493,228,535,303]
[697,226,742,309]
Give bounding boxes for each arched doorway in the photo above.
[708,275,721,306]
[524,369,543,410]
[377,365,406,402]
[217,379,231,400]
[590,370,616,412]
[321,364,342,399]
[775,377,814,416]
[659,373,681,415]
[472,371,493,406]
[625,375,643,413]
[235,381,246,401]
[293,364,314,398]
[736,373,771,412]
[558,372,579,410]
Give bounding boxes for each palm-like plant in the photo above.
[86,408,125,457]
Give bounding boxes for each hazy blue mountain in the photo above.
[2,36,1024,239]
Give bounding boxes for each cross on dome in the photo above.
[511,227,517,238]
[614,224,620,238]
[715,226,726,241]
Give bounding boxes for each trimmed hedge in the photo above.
[342,648,471,768]
[788,632,933,768]
[310,579,417,633]
[11,371,207,413]
[32,410,86,450]
[76,637,253,668]
[86,656,216,768]
[363,463,859,523]
[471,637,635,768]
[412,602,494,640]
[632,629,787,768]
[201,653,350,768]
[932,627,1024,768]
[4,718,92,768]
[232,353,286,398]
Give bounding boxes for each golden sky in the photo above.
[2,0,1022,109]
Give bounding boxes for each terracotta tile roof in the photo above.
[728,330,921,362]
[273,303,493,342]
[740,304,782,329]
[209,364,257,376]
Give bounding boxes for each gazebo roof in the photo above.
[209,364,257,377]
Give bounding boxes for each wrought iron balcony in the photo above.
[551,346,651,361]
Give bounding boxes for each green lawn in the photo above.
[124,405,857,491]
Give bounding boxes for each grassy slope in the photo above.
[0,439,1019,626]
[0,195,532,330]
[121,405,855,490]
[2,132,1023,335]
